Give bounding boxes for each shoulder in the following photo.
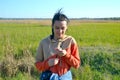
[39,36,51,45]
[66,35,77,43]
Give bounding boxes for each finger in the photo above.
[55,48,62,51]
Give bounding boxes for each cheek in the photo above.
[62,30,66,34]
[63,29,67,33]
[54,29,58,33]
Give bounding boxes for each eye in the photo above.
[55,26,59,29]
[61,27,65,30]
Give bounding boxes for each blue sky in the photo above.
[0,0,120,18]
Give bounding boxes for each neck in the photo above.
[54,35,66,41]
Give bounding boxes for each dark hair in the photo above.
[51,9,69,39]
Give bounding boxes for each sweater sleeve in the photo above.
[63,39,80,69]
[35,60,49,72]
[35,41,49,72]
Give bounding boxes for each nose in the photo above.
[58,29,62,33]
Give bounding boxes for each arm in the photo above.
[63,42,80,69]
[35,42,49,72]
[35,41,59,71]
[35,60,49,72]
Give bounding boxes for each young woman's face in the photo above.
[53,21,67,39]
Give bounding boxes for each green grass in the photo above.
[0,21,120,80]
[68,23,120,47]
[0,23,51,58]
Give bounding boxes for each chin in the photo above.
[59,36,64,39]
[57,36,62,39]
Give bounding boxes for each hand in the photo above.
[48,58,59,67]
[55,48,67,57]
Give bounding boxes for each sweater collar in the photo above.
[48,35,68,43]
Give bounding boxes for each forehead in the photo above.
[54,21,67,27]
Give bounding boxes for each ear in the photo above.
[66,26,68,30]
[66,27,68,32]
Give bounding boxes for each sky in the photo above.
[0,0,120,18]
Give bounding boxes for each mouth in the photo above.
[57,34,62,36]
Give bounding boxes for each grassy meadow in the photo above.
[0,20,120,80]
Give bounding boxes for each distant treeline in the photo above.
[0,17,120,20]
[0,18,51,20]
[71,17,120,20]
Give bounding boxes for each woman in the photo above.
[35,9,80,80]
